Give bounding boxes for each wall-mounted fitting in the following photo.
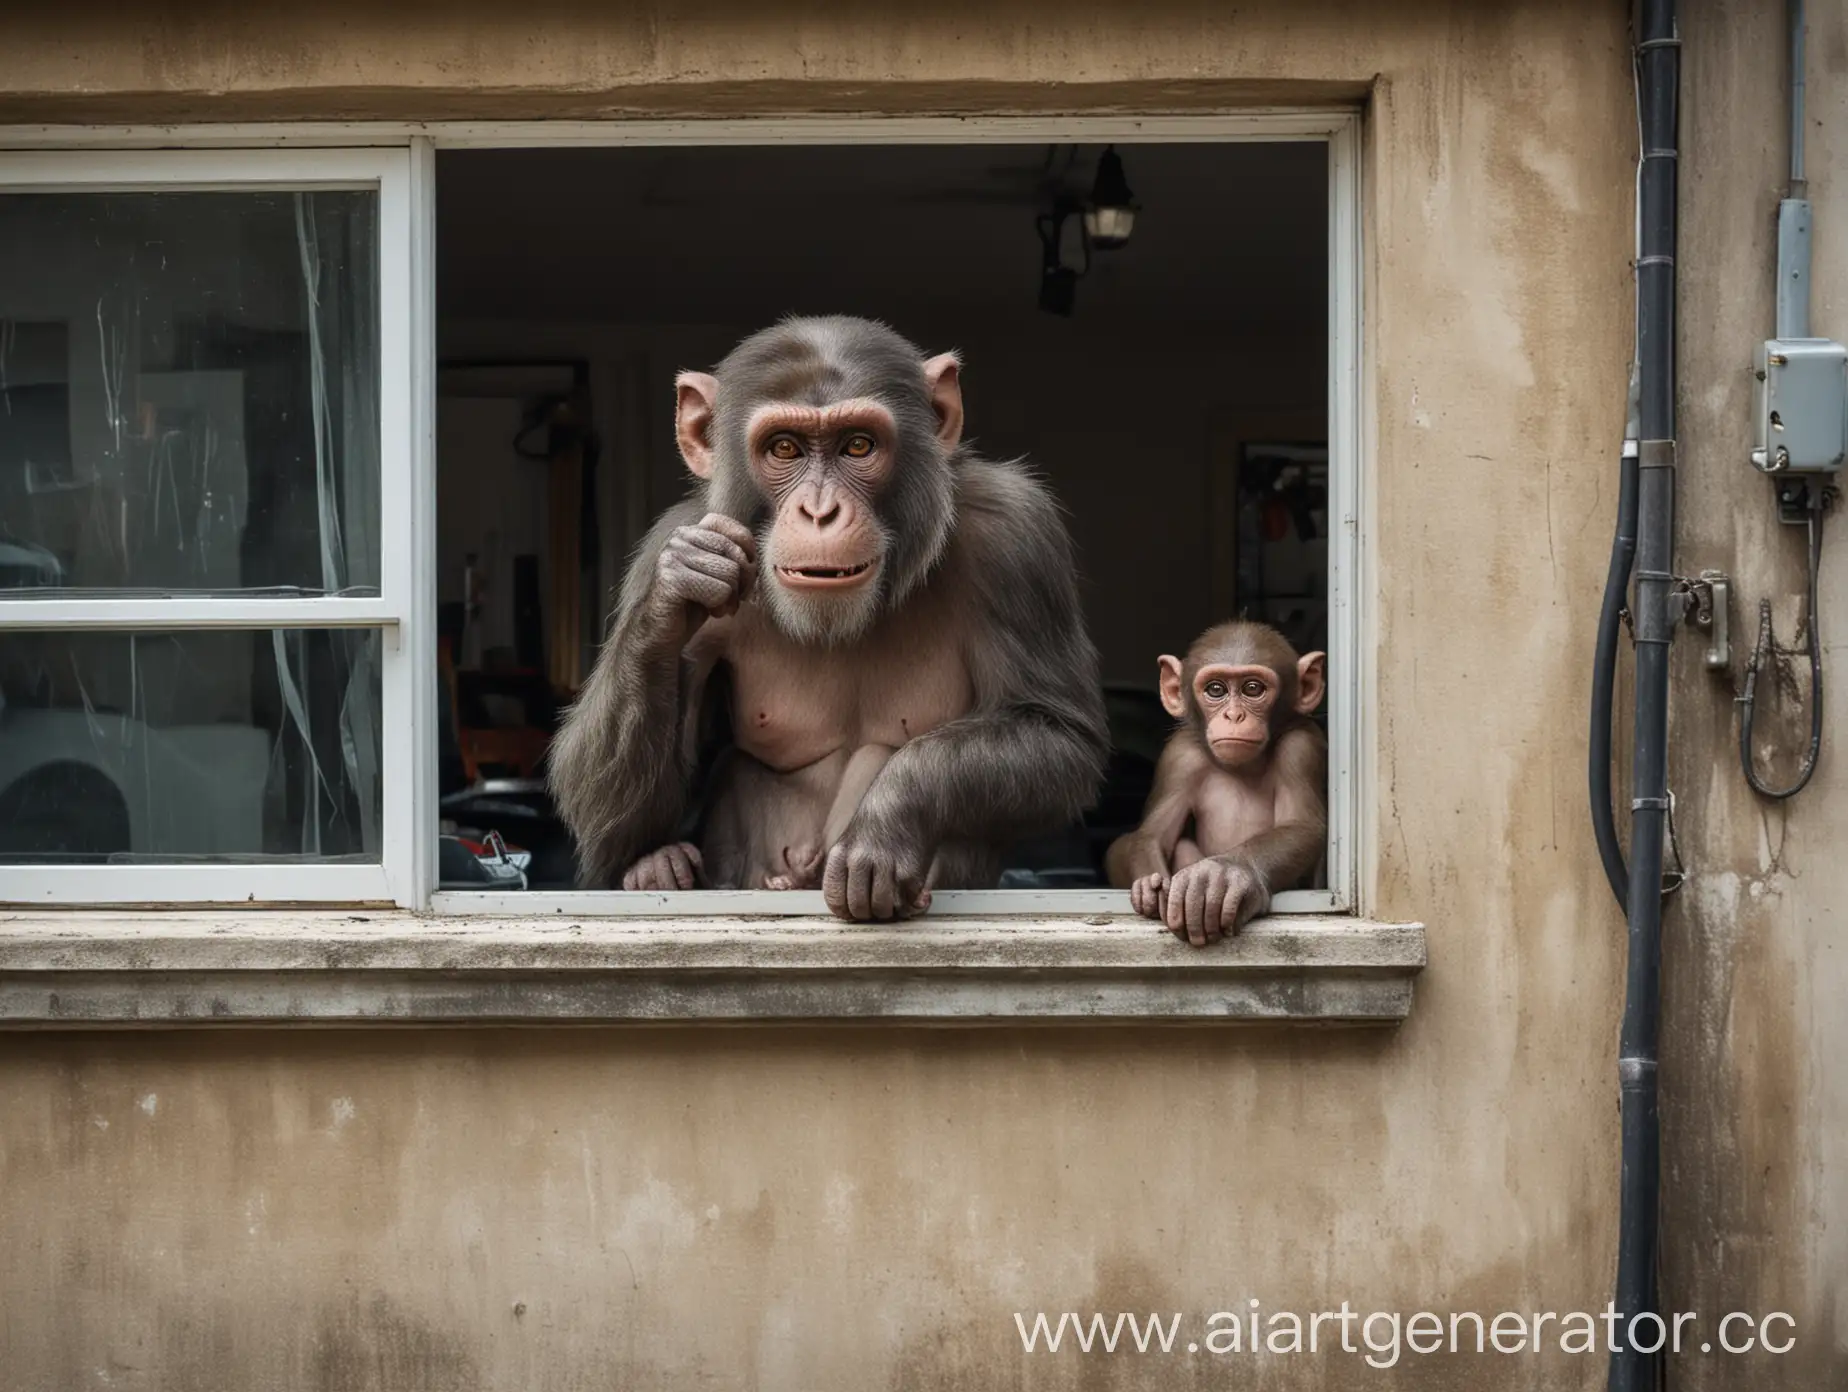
[1751,338,1846,474]
[1686,570,1731,670]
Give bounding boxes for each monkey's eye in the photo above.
[1203,680,1228,701]
[841,433,876,459]
[1240,679,1268,699]
[767,436,803,463]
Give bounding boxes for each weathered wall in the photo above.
[7,1,1809,1389]
[1662,1,1848,1387]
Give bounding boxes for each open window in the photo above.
[0,117,1360,920]
[427,128,1359,916]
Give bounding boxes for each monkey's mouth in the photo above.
[778,560,877,589]
[1211,736,1267,760]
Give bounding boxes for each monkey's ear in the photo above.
[675,371,720,479]
[1157,655,1187,719]
[1295,651,1328,714]
[923,352,964,450]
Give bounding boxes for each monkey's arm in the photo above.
[823,462,1109,919]
[1104,736,1206,887]
[548,503,743,887]
[822,745,896,848]
[764,745,896,891]
[1218,723,1328,896]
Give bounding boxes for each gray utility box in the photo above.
[1754,337,1848,473]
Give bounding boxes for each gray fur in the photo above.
[548,317,1107,893]
[848,458,1107,851]
[547,499,709,889]
[706,316,956,617]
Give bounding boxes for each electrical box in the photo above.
[1753,338,1848,473]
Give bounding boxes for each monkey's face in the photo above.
[1159,654,1297,772]
[1157,625,1328,773]
[747,398,894,645]
[673,323,966,646]
[1191,663,1286,769]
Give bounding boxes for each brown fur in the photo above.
[1104,620,1328,945]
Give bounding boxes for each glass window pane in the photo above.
[0,628,382,863]
[0,190,380,598]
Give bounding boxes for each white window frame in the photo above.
[0,114,1361,921]
[0,146,431,907]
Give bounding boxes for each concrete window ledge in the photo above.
[0,913,1426,1027]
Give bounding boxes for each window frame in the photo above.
[0,145,430,907]
[0,114,1361,921]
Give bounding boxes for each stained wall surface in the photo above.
[1660,2,1848,1388]
[0,2,1838,1389]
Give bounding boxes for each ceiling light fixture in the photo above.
[1034,146,1141,316]
[1082,146,1139,250]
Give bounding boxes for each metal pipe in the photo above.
[1778,0,1812,338]
[1609,1,1678,1389]
[1789,0,1806,193]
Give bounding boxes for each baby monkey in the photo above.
[1105,621,1327,946]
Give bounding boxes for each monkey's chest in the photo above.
[724,620,974,774]
[1191,769,1282,856]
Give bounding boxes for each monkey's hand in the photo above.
[1157,856,1268,948]
[620,842,704,891]
[821,819,932,922]
[1129,871,1169,919]
[650,513,757,635]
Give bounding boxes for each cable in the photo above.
[1588,39,1648,916]
[1739,496,1826,799]
[1590,444,1639,911]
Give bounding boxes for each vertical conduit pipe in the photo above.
[1609,1,1679,1389]
[1778,0,1811,341]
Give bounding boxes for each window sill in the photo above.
[0,912,1426,1027]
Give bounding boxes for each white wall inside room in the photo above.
[436,144,1328,683]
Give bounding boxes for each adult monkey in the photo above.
[549,316,1108,921]
[1104,620,1327,946]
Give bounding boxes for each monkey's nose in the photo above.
[800,496,843,528]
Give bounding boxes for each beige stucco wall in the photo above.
[1664,2,1848,1388]
[0,1,1837,1388]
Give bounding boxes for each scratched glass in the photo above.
[0,191,380,598]
[0,629,382,862]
